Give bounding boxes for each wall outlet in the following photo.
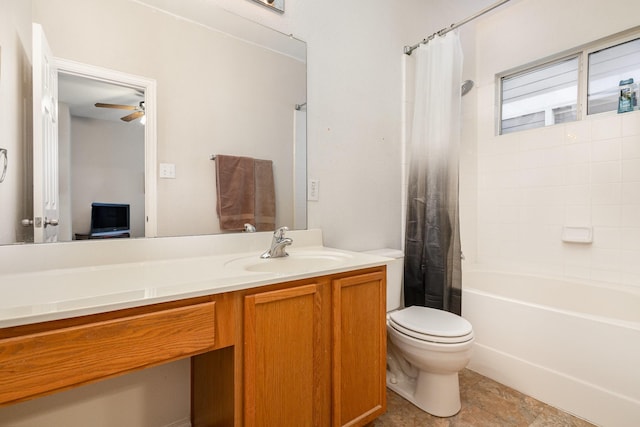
[308,179,319,201]
[159,163,176,179]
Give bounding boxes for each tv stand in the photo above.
[75,232,130,240]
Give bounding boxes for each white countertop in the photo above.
[0,232,391,328]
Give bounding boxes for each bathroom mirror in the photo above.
[1,0,306,245]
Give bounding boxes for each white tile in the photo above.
[591,115,622,140]
[620,227,640,251]
[520,125,564,151]
[497,206,520,224]
[591,138,621,162]
[563,185,590,205]
[527,147,566,168]
[563,244,592,267]
[519,167,556,188]
[621,205,640,227]
[521,187,565,206]
[481,153,519,172]
[622,111,640,137]
[622,136,640,159]
[520,206,564,225]
[622,182,640,204]
[478,188,521,207]
[619,250,640,275]
[591,204,621,226]
[564,120,591,144]
[591,248,623,271]
[564,164,590,185]
[564,142,590,164]
[622,158,640,182]
[590,161,621,184]
[565,205,591,224]
[592,227,620,249]
[494,134,521,154]
[591,183,622,205]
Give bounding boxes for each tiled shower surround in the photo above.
[473,108,640,286]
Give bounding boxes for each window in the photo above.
[501,57,579,134]
[588,38,640,114]
[498,31,640,135]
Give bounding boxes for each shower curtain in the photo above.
[404,32,463,315]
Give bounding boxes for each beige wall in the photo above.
[70,117,145,238]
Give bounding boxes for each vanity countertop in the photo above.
[0,234,390,328]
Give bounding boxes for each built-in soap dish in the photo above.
[561,226,592,243]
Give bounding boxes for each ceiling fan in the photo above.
[94,100,145,122]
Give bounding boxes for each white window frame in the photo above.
[496,26,640,135]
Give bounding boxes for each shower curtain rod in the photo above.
[404,0,511,55]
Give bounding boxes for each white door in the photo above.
[32,23,59,243]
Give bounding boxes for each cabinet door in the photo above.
[332,270,386,427]
[244,283,326,427]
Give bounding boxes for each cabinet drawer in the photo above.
[0,300,216,405]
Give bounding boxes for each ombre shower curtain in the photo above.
[404,32,463,315]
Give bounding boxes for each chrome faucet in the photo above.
[261,226,293,259]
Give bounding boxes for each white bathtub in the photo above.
[461,269,640,427]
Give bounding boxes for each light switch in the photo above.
[308,179,319,201]
[159,163,176,179]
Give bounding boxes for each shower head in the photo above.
[461,80,474,96]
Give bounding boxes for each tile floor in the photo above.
[373,369,596,427]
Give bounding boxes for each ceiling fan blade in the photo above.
[95,102,138,110]
[121,111,144,122]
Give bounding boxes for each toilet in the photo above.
[365,249,474,417]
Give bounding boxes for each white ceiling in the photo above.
[58,73,144,123]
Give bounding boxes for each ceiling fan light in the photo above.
[140,115,147,125]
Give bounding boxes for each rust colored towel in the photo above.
[215,155,255,231]
[254,159,276,231]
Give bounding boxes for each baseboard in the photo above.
[163,418,191,427]
[468,343,640,427]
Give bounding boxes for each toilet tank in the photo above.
[363,249,404,312]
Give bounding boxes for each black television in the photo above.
[90,203,130,237]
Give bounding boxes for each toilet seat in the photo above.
[388,306,473,344]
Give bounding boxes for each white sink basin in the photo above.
[225,251,353,274]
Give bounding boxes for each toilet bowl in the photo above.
[387,306,473,417]
[364,249,474,418]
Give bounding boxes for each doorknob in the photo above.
[21,217,58,227]
[44,218,59,227]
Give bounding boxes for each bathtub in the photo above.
[461,269,640,427]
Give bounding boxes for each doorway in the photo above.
[55,59,157,240]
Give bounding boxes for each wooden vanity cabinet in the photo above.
[0,296,219,407]
[241,267,386,427]
[332,270,387,427]
[243,280,331,427]
[0,266,386,427]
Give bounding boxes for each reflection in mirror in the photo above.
[0,0,306,245]
[58,73,146,241]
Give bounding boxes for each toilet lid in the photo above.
[388,306,473,342]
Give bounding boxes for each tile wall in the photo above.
[474,94,640,286]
